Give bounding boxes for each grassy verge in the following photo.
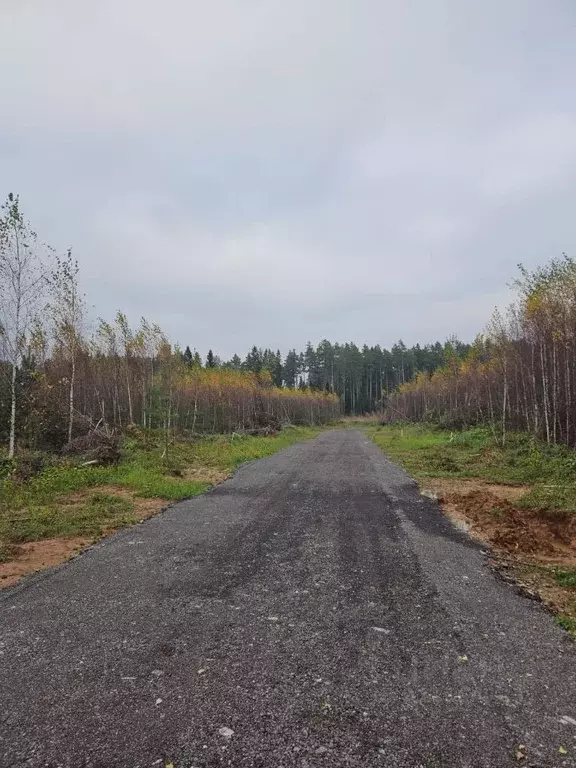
[0,426,321,574]
[365,422,576,637]
[367,423,576,502]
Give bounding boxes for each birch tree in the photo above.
[116,311,134,424]
[0,194,48,457]
[50,249,85,443]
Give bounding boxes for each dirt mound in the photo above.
[440,489,576,561]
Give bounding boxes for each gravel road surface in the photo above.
[1,429,575,768]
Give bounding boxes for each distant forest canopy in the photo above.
[195,339,471,416]
[385,255,576,449]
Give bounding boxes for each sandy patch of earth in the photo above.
[421,477,529,503]
[0,537,90,589]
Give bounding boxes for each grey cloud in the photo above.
[1,0,575,358]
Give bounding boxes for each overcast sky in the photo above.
[1,1,575,359]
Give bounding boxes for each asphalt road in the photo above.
[1,429,575,768]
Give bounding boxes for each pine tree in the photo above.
[304,341,322,389]
[273,349,283,387]
[183,345,193,366]
[283,350,298,388]
[244,346,263,373]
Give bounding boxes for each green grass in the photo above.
[365,422,576,512]
[0,491,139,559]
[557,614,576,637]
[0,426,321,561]
[554,568,576,588]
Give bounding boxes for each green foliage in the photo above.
[182,345,193,366]
[554,569,576,588]
[0,457,16,481]
[518,485,576,513]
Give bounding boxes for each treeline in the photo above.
[203,339,470,415]
[0,195,339,456]
[0,193,472,457]
[387,255,576,447]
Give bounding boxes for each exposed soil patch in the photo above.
[420,478,576,631]
[422,477,530,503]
[420,478,576,560]
[0,537,90,589]
[183,467,230,484]
[436,489,576,562]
